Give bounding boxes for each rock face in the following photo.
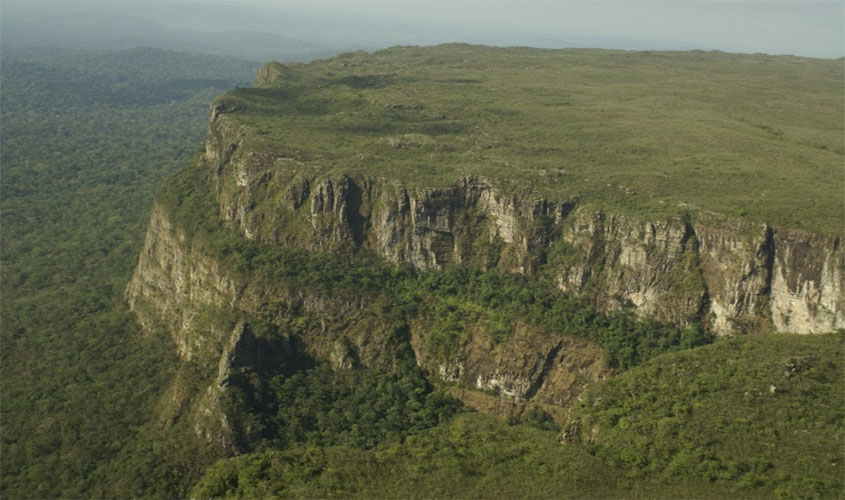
[125,97,843,452]
[126,198,611,448]
[205,106,843,334]
[192,321,292,451]
[410,322,609,422]
[253,61,301,87]
[125,203,239,362]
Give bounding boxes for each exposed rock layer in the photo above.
[125,100,843,451]
[127,199,611,447]
[207,108,843,334]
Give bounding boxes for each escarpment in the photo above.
[200,48,843,334]
[126,46,844,452]
[127,196,613,449]
[208,117,843,333]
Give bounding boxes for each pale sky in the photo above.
[177,0,845,57]
[4,0,843,57]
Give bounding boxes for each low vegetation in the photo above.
[190,333,844,499]
[217,45,844,234]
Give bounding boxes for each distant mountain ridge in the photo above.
[8,0,837,61]
[1,7,335,61]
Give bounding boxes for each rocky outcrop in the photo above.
[554,211,706,327]
[411,321,610,422]
[192,321,290,451]
[254,61,301,87]
[126,199,613,445]
[126,202,380,365]
[771,229,843,333]
[205,107,843,334]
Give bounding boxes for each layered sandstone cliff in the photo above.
[125,51,843,451]
[202,103,843,334]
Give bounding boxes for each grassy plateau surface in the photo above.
[215,44,844,234]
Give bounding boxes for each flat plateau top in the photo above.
[215,44,844,234]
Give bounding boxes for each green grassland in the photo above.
[217,44,843,234]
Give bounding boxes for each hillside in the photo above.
[189,333,843,499]
[3,43,842,499]
[121,45,843,497]
[568,333,844,497]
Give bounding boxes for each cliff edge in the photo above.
[125,45,844,452]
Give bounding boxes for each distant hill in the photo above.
[2,0,841,58]
[0,7,335,62]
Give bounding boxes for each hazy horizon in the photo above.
[2,0,843,59]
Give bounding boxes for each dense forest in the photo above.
[0,46,258,497]
[1,44,842,499]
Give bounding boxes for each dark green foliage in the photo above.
[519,408,561,432]
[0,46,257,498]
[190,335,845,499]
[570,333,845,497]
[394,265,712,367]
[190,412,743,499]
[234,362,460,451]
[190,335,844,499]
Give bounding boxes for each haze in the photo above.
[2,0,843,59]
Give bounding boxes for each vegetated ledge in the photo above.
[121,45,843,493]
[126,156,717,452]
[202,46,843,335]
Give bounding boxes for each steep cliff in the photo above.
[126,192,612,449]
[198,46,843,333]
[126,46,843,453]
[206,121,843,333]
